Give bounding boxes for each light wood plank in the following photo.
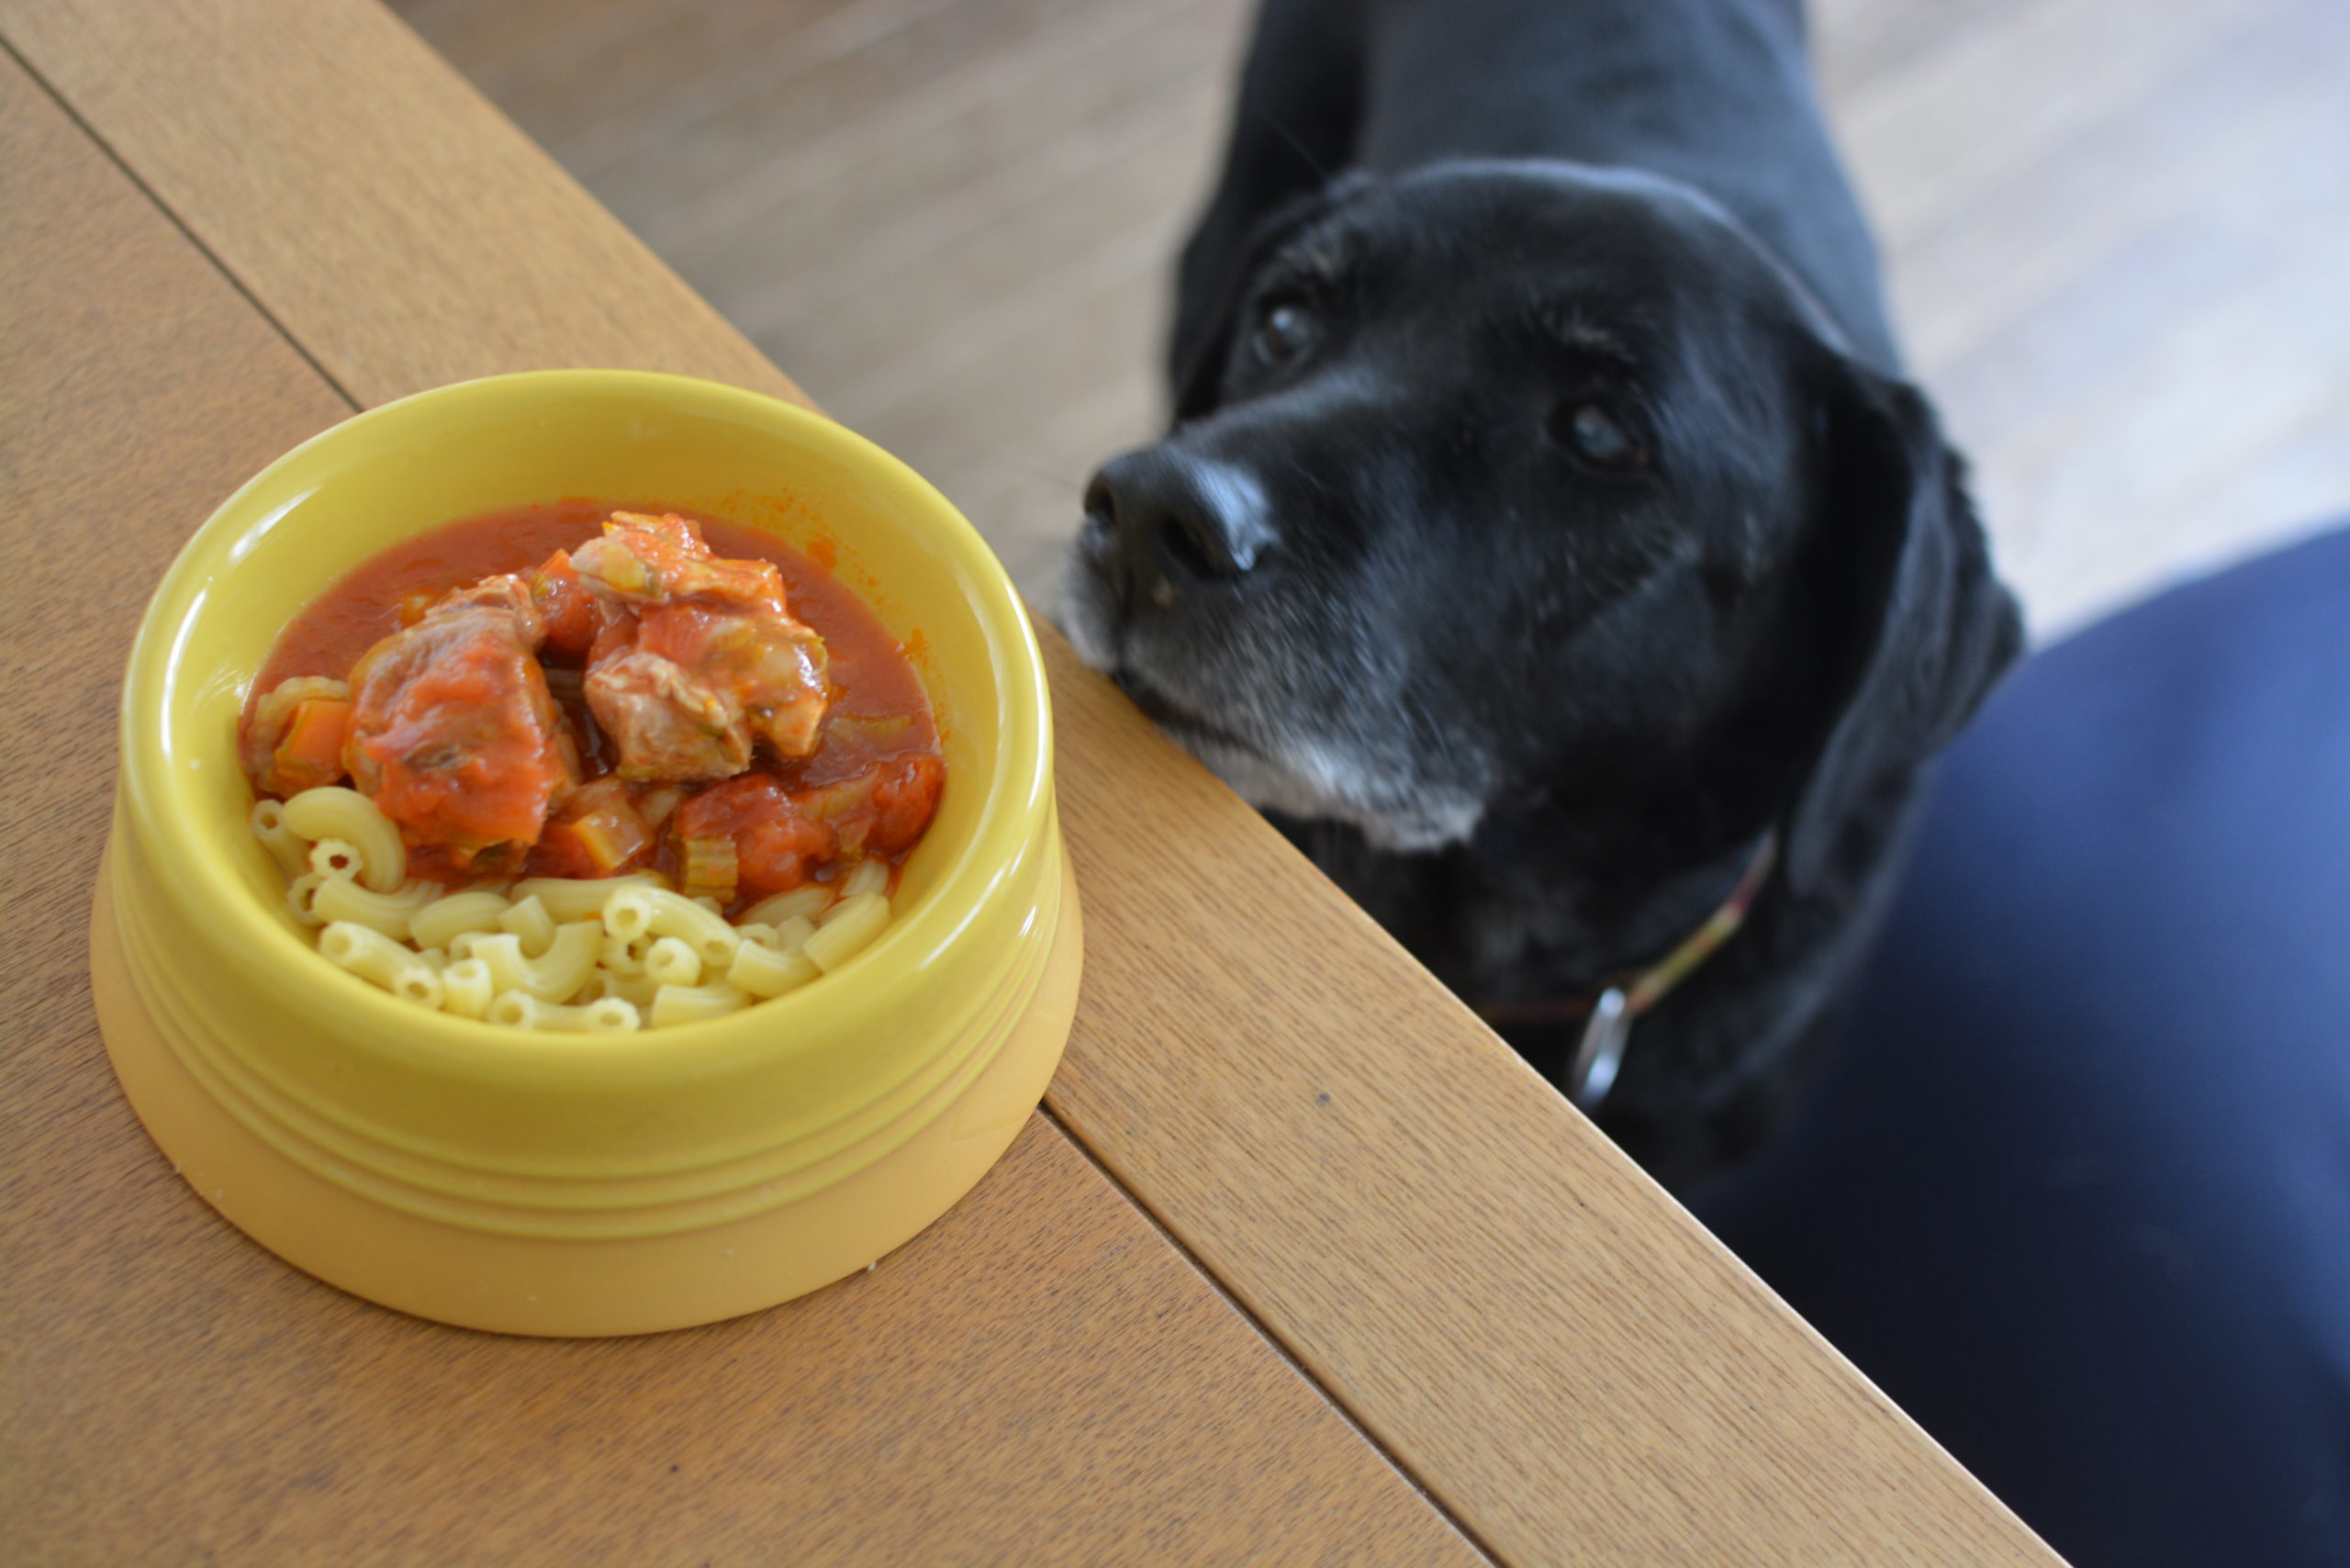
[1892,0,2344,370]
[1838,0,2287,249]
[0,39,1486,1568]
[0,0,805,412]
[646,0,1213,274]
[576,0,1125,197]
[0,62,356,998]
[1896,0,2350,632]
[392,0,834,138]
[2,4,2062,1562]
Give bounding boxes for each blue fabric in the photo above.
[1697,526,2350,1568]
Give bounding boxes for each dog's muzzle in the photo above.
[1082,446,1275,614]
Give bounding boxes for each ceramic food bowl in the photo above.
[92,370,1080,1336]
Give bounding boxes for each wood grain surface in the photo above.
[0,0,799,414]
[0,42,1481,1568]
[0,3,2065,1563]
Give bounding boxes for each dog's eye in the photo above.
[1252,300,1316,366]
[1549,401,1650,471]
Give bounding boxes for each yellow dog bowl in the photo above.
[92,370,1081,1336]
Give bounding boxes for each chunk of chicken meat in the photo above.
[571,512,831,782]
[342,574,576,864]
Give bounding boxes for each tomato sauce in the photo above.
[244,501,943,898]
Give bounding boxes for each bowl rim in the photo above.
[118,368,1053,1081]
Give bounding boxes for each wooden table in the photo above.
[0,4,2064,1562]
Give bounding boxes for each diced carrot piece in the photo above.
[527,821,602,880]
[576,812,652,874]
[271,697,353,793]
[530,794,655,879]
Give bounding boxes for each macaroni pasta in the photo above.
[256,784,900,1032]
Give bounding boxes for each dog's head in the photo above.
[1064,163,2020,900]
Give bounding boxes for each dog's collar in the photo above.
[1475,833,1778,1112]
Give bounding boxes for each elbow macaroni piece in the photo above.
[599,930,650,977]
[805,893,890,973]
[472,922,601,1003]
[409,890,510,951]
[498,893,558,958]
[594,970,662,1009]
[310,876,441,941]
[308,838,365,879]
[442,958,494,1019]
[650,981,754,1028]
[740,884,834,926]
[511,872,661,923]
[320,921,445,1009]
[606,887,740,968]
[251,800,308,877]
[643,936,703,989]
[280,787,406,892]
[485,992,642,1034]
[728,938,819,998]
[286,872,329,927]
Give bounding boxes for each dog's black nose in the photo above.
[1084,447,1270,604]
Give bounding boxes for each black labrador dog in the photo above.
[1061,0,2021,1191]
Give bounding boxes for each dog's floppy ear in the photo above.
[1783,362,2024,895]
[1169,173,1371,424]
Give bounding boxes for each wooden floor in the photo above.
[392,0,2350,637]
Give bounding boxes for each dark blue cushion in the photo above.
[1697,525,2350,1568]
